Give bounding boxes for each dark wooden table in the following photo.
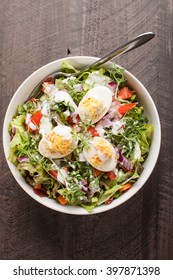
[1,0,173,260]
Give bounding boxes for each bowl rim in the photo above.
[3,56,161,215]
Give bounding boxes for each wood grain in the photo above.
[0,0,173,260]
[156,0,173,260]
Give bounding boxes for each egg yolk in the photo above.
[95,139,113,158]
[90,154,103,166]
[81,97,104,120]
[47,132,72,154]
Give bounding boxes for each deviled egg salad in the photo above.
[8,62,153,212]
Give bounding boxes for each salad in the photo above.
[8,62,153,212]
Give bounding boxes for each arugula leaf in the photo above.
[106,64,126,94]
[50,100,75,114]
[55,77,86,105]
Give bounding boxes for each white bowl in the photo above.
[3,56,161,215]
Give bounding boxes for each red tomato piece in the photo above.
[49,170,58,179]
[44,77,54,83]
[57,195,67,205]
[67,116,74,124]
[118,87,133,100]
[118,103,137,115]
[87,127,100,137]
[105,197,113,204]
[30,110,43,126]
[67,114,81,125]
[106,171,117,180]
[35,184,42,190]
[93,168,102,177]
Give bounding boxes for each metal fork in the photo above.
[28,32,155,100]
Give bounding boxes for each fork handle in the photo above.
[78,32,155,73]
[27,32,155,101]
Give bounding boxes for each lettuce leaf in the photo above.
[8,115,30,164]
[10,114,25,133]
[17,162,54,186]
[9,132,23,164]
[61,61,77,73]
[81,202,98,212]
[137,124,154,155]
[97,184,122,205]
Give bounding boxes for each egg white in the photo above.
[78,85,112,124]
[83,136,117,171]
[38,125,78,159]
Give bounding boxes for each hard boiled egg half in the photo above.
[83,136,118,171]
[38,125,78,159]
[78,85,112,124]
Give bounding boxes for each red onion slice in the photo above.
[12,126,16,134]
[119,152,133,170]
[108,81,117,92]
[17,156,29,163]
